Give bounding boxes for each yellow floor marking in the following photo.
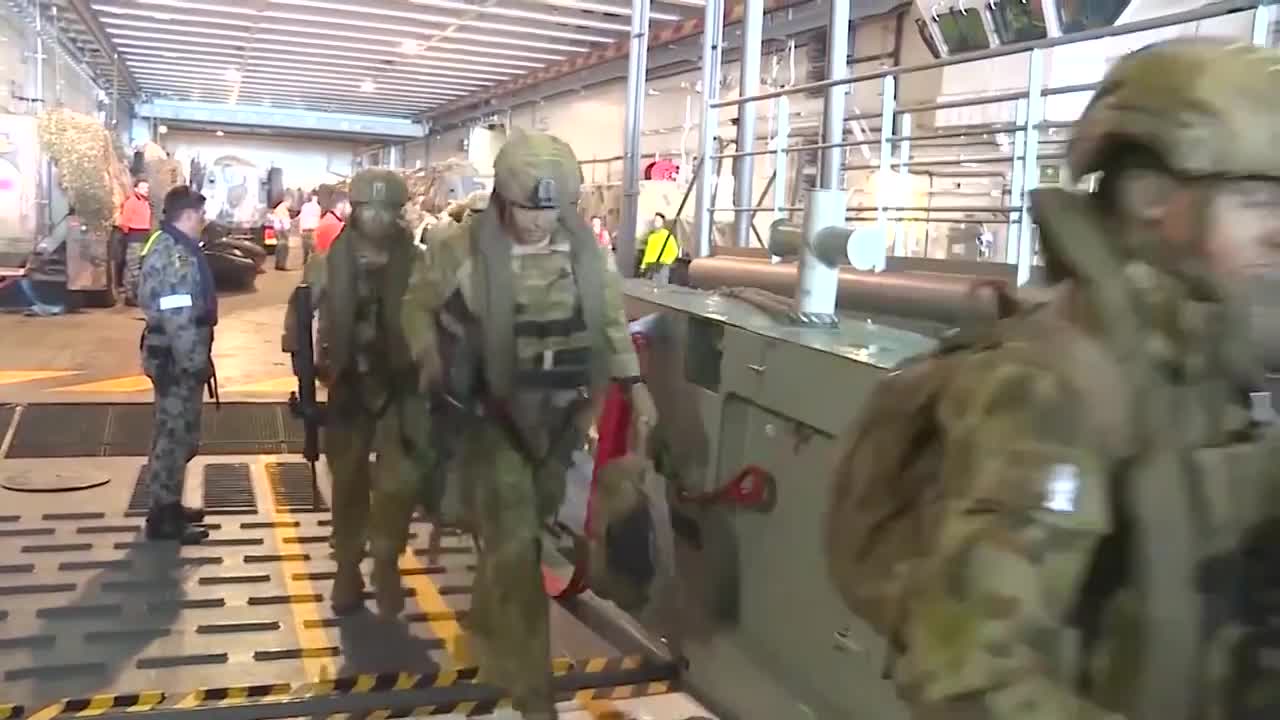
[223,377,297,393]
[0,370,81,385]
[398,533,468,667]
[58,374,152,393]
[255,456,338,683]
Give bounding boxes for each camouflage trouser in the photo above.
[124,240,144,306]
[458,421,558,718]
[325,406,418,565]
[145,371,204,509]
[301,230,315,264]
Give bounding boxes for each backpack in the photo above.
[824,330,988,647]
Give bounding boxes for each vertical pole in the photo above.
[819,0,848,191]
[618,0,651,277]
[793,0,852,318]
[896,112,912,257]
[1007,97,1028,264]
[878,74,898,254]
[1016,48,1044,287]
[693,0,724,258]
[34,0,45,104]
[1253,3,1273,46]
[111,54,119,128]
[732,0,764,247]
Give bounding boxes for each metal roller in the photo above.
[687,255,1017,327]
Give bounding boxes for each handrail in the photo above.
[711,0,1263,108]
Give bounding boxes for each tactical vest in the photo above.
[453,207,610,401]
[320,224,415,383]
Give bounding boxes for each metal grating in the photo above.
[282,410,325,455]
[201,463,257,514]
[7,404,299,458]
[266,462,329,512]
[200,404,288,455]
[5,404,110,458]
[125,465,150,516]
[104,404,157,456]
[0,405,13,446]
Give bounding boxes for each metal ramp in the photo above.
[0,447,683,720]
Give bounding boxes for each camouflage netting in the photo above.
[36,109,131,233]
[140,141,186,222]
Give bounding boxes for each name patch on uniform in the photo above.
[1042,463,1081,513]
[158,293,193,310]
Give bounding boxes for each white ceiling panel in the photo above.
[85,0,655,118]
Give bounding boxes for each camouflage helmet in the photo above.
[492,130,583,209]
[349,169,409,209]
[1069,38,1280,180]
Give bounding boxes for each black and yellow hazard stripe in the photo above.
[26,691,164,720]
[173,683,291,709]
[0,704,23,720]
[574,678,674,702]
[359,698,514,719]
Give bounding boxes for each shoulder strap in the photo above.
[140,230,164,257]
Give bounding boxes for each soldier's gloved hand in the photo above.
[628,382,658,455]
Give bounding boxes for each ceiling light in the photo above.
[407,0,630,32]
[130,60,469,99]
[360,79,375,93]
[400,38,422,54]
[264,0,614,42]
[121,49,491,90]
[106,33,524,77]
[105,23,544,69]
[158,124,168,134]
[535,0,681,22]
[215,130,224,136]
[107,1,592,51]
[224,68,241,82]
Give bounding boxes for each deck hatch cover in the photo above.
[201,463,257,514]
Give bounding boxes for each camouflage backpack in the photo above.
[824,319,1007,646]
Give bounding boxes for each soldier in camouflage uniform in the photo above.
[288,169,428,618]
[827,39,1280,720]
[400,130,656,719]
[137,186,215,545]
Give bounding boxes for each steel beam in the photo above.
[693,0,725,258]
[427,0,823,119]
[428,0,910,132]
[732,0,763,248]
[65,0,139,97]
[135,100,426,140]
[618,0,652,277]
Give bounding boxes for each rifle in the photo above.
[284,283,326,511]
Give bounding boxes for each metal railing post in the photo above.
[1016,48,1044,286]
[733,0,764,247]
[618,0,652,277]
[693,0,725,258]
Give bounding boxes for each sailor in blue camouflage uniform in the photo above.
[137,186,216,545]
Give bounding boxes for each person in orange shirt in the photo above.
[313,191,350,255]
[116,179,152,302]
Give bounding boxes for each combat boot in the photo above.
[331,560,365,616]
[182,505,206,523]
[145,503,209,545]
[371,555,405,619]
